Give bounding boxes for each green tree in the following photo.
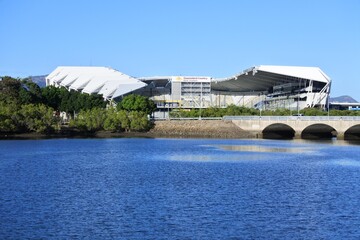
[0,101,19,132]
[18,104,59,133]
[103,108,135,132]
[128,111,151,131]
[103,107,123,132]
[117,94,156,115]
[300,108,327,116]
[42,85,62,109]
[0,77,43,105]
[70,108,106,132]
[118,110,130,131]
[41,86,107,115]
[0,76,22,104]
[19,79,42,104]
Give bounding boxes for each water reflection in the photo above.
[332,159,360,167]
[296,139,360,146]
[169,154,267,162]
[344,140,360,146]
[215,144,312,153]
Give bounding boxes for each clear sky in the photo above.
[1,0,359,100]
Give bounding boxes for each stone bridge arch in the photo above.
[301,123,337,139]
[262,123,295,139]
[344,124,360,140]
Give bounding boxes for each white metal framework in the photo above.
[211,65,331,109]
[46,66,147,100]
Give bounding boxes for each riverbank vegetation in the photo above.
[170,105,360,118]
[0,76,155,135]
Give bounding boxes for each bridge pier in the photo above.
[294,132,302,139]
[336,132,344,140]
[255,132,263,139]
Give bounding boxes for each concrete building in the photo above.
[138,65,331,117]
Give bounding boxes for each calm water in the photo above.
[1,138,360,239]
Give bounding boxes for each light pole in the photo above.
[259,93,262,118]
[199,82,203,120]
[199,96,202,120]
[167,102,170,119]
[327,92,330,119]
[297,79,301,116]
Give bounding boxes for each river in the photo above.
[1,138,360,239]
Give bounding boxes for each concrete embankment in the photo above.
[148,120,255,138]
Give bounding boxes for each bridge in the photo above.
[223,116,360,140]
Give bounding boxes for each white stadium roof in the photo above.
[46,66,147,100]
[256,65,330,83]
[211,65,331,93]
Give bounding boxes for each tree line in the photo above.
[70,94,156,132]
[170,105,360,118]
[0,76,156,134]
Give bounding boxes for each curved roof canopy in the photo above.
[211,65,331,94]
[46,66,147,100]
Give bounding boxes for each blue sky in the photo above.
[1,0,359,100]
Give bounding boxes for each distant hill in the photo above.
[330,95,358,103]
[30,75,47,88]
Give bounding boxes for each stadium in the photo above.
[46,65,331,118]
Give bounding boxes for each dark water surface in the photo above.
[1,138,360,239]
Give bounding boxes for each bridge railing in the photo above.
[154,116,360,121]
[222,116,360,121]
[156,117,223,121]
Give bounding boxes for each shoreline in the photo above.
[0,120,256,140]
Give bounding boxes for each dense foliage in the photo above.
[0,77,154,134]
[170,105,259,118]
[0,76,42,105]
[0,101,59,133]
[170,104,360,118]
[117,94,157,114]
[0,77,60,133]
[41,86,107,114]
[68,107,152,133]
[69,94,155,133]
